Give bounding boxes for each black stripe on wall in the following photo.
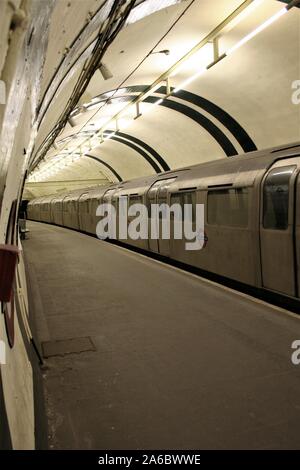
[103,133,162,173]
[93,84,256,154]
[144,96,238,156]
[36,83,256,168]
[104,130,169,171]
[114,131,170,171]
[278,0,300,7]
[156,86,257,153]
[84,154,122,181]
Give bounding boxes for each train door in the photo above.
[147,181,163,253]
[260,161,299,297]
[73,196,81,229]
[296,172,300,298]
[157,179,177,257]
[146,178,176,254]
[78,193,89,231]
[101,188,117,239]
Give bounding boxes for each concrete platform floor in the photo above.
[23,221,300,449]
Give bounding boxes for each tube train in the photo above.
[28,143,300,301]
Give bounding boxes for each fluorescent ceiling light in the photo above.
[227,7,287,55]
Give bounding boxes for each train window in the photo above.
[170,193,181,206]
[170,192,196,222]
[208,188,249,227]
[263,165,295,230]
[184,192,196,223]
[128,195,142,207]
[83,200,89,214]
[90,198,98,214]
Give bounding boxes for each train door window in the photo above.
[89,198,95,214]
[170,193,181,221]
[91,198,98,215]
[84,199,89,213]
[128,195,142,209]
[208,188,249,227]
[263,165,296,230]
[157,178,177,219]
[119,195,128,216]
[129,195,141,205]
[170,193,181,206]
[147,182,162,214]
[157,193,166,220]
[148,179,177,216]
[182,191,196,223]
[170,192,195,222]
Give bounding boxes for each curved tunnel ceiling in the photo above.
[28,0,300,191]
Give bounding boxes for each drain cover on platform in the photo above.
[41,336,96,358]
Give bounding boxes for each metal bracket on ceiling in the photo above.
[134,102,142,119]
[165,77,171,96]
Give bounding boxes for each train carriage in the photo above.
[27,143,300,300]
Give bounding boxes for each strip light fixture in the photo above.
[94,1,293,141]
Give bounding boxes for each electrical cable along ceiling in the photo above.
[30,0,138,169]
